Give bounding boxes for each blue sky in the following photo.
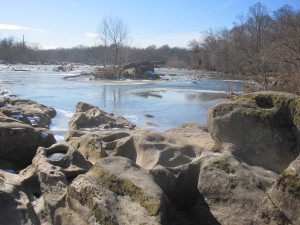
[0,0,299,49]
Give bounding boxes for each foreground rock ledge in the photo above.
[1,92,300,225]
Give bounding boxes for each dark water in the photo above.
[0,65,245,141]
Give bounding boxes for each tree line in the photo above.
[189,3,300,93]
[0,36,196,68]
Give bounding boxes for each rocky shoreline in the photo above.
[0,91,299,225]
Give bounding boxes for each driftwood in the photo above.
[63,60,164,80]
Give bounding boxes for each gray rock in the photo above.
[0,171,38,225]
[0,98,56,128]
[67,157,170,225]
[207,91,300,173]
[20,143,92,224]
[197,152,277,225]
[0,121,56,169]
[254,154,300,224]
[69,102,136,130]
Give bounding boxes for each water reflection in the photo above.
[134,92,163,99]
[185,92,226,102]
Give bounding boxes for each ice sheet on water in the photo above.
[123,114,139,123]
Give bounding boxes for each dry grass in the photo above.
[243,73,300,96]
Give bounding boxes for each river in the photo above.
[0,64,245,141]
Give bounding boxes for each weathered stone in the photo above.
[69,102,136,130]
[0,122,56,169]
[197,152,277,225]
[67,157,170,225]
[207,91,300,173]
[0,97,6,107]
[65,131,107,164]
[132,129,204,169]
[0,170,41,225]
[0,98,57,128]
[19,143,92,224]
[254,155,300,224]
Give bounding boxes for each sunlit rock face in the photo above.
[207,91,300,173]
[69,102,136,130]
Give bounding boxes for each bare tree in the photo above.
[98,16,129,66]
[98,18,109,67]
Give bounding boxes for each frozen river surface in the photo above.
[0,64,245,141]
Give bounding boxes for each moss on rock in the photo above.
[277,167,300,196]
[230,92,300,126]
[68,184,118,225]
[91,166,161,216]
[210,161,235,174]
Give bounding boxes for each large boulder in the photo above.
[197,152,277,225]
[69,102,136,130]
[254,154,300,224]
[0,121,56,169]
[0,98,56,128]
[67,157,170,225]
[207,91,300,173]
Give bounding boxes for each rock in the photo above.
[144,113,154,118]
[65,123,212,169]
[197,152,277,225]
[0,98,57,170]
[65,129,135,164]
[9,99,56,118]
[69,102,136,130]
[132,129,203,169]
[0,121,56,169]
[20,143,92,224]
[67,157,170,225]
[53,64,74,72]
[254,154,300,224]
[207,91,300,173]
[0,97,6,107]
[0,98,56,128]
[65,130,108,164]
[0,171,39,225]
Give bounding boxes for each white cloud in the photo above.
[85,32,98,38]
[0,24,48,32]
